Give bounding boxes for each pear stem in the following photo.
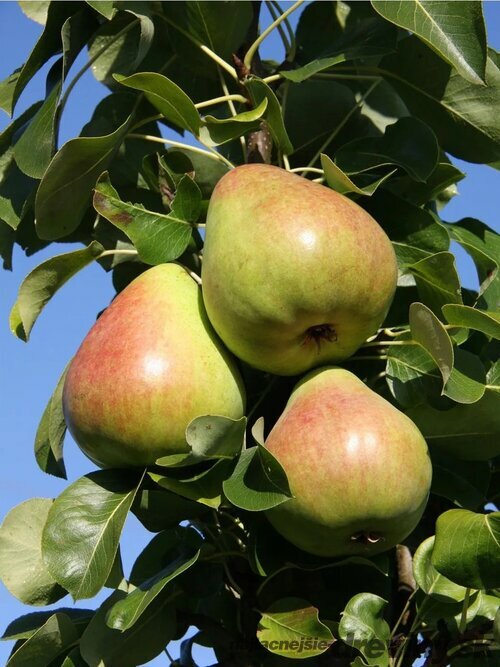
[282,154,291,171]
[187,270,202,286]
[244,0,305,71]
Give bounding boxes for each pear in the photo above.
[202,164,397,376]
[264,367,432,557]
[63,263,246,468]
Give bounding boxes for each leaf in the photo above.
[6,614,79,667]
[430,449,490,511]
[34,365,68,479]
[2,608,93,641]
[80,590,176,667]
[257,598,334,659]
[19,1,50,25]
[443,305,500,340]
[60,649,89,667]
[280,55,346,83]
[131,488,208,532]
[86,1,115,20]
[443,348,486,405]
[371,1,487,84]
[380,38,500,163]
[432,509,500,589]
[245,78,293,154]
[115,72,201,135]
[93,173,193,265]
[321,154,395,196]
[9,241,104,341]
[185,415,247,461]
[407,386,500,460]
[42,470,142,600]
[386,342,442,408]
[413,536,468,602]
[409,251,462,315]
[222,445,292,512]
[201,98,268,146]
[170,174,202,224]
[409,302,454,386]
[386,162,465,207]
[0,499,66,606]
[106,529,200,631]
[336,117,439,183]
[150,459,233,509]
[0,220,14,270]
[339,593,390,666]
[35,117,130,240]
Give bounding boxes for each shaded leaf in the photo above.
[386,343,441,409]
[34,365,68,479]
[201,98,268,146]
[170,174,202,224]
[86,1,115,20]
[0,499,66,607]
[431,450,491,510]
[42,470,141,600]
[432,509,500,589]
[2,608,93,641]
[6,613,79,667]
[321,154,395,196]
[93,173,192,265]
[409,251,462,314]
[131,488,208,532]
[245,78,293,154]
[9,241,104,341]
[371,1,487,84]
[413,536,468,602]
[443,348,486,405]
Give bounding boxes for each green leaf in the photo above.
[6,613,79,667]
[60,648,89,667]
[86,1,115,20]
[409,251,462,315]
[106,530,200,631]
[443,305,500,340]
[386,162,465,207]
[115,72,201,135]
[321,154,395,196]
[34,365,68,479]
[336,117,439,183]
[185,415,247,460]
[0,220,14,270]
[170,174,202,224]
[407,385,500,460]
[339,593,390,666]
[201,98,268,146]
[386,342,442,408]
[432,509,500,589]
[131,488,208,532]
[42,470,141,600]
[35,117,130,240]
[257,598,334,659]
[245,78,293,154]
[413,536,468,602]
[430,449,491,511]
[9,241,104,342]
[380,38,500,163]
[280,55,346,83]
[409,302,454,386]
[2,608,93,641]
[371,1,487,84]
[150,459,233,509]
[222,445,292,512]
[93,173,193,265]
[443,348,486,405]
[19,1,50,25]
[0,499,66,607]
[80,590,176,667]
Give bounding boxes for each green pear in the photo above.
[264,367,432,557]
[63,263,246,468]
[202,164,397,376]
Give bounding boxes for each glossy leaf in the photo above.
[257,598,334,659]
[2,608,93,641]
[413,536,468,602]
[321,154,395,196]
[432,509,500,589]
[0,499,65,607]
[381,38,500,163]
[336,117,439,182]
[170,174,202,224]
[116,72,201,135]
[201,98,268,146]
[443,348,486,405]
[80,590,176,667]
[443,304,500,340]
[371,1,487,84]
[339,593,390,666]
[35,118,130,239]
[9,241,104,342]
[42,470,141,600]
[19,1,50,25]
[245,78,293,154]
[386,343,441,408]
[222,445,292,512]
[409,302,454,386]
[93,173,193,265]
[34,365,68,479]
[6,613,79,667]
[409,251,462,314]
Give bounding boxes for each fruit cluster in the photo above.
[63,164,432,557]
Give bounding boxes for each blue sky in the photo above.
[0,3,499,666]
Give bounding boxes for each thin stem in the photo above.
[130,114,163,132]
[127,134,235,169]
[247,376,279,421]
[262,73,282,84]
[348,355,388,362]
[99,249,139,259]
[390,589,418,640]
[304,78,381,171]
[312,177,325,183]
[289,167,323,175]
[361,340,417,348]
[282,154,291,170]
[270,0,297,60]
[217,68,247,161]
[195,93,248,110]
[244,0,304,71]
[203,551,248,562]
[164,647,175,663]
[447,639,491,658]
[313,72,383,81]
[265,1,291,56]
[458,588,472,635]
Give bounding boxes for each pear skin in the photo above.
[264,367,432,557]
[63,263,246,468]
[202,165,397,375]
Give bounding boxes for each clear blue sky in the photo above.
[0,3,499,666]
